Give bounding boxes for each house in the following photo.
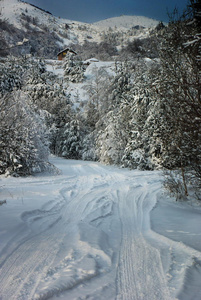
[57,47,77,60]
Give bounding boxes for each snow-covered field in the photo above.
[0,157,201,300]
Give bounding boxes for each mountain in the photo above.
[0,0,161,59]
[1,0,161,30]
[93,15,160,29]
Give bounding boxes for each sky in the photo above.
[25,0,189,23]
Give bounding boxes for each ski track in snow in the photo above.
[0,157,201,300]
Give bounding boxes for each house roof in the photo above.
[57,47,77,56]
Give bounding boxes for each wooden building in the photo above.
[57,47,77,60]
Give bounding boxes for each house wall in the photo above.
[58,53,63,60]
[58,50,76,60]
[58,52,67,60]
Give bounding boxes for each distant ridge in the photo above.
[93,15,160,29]
[21,1,52,15]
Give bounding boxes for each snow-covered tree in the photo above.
[0,56,26,95]
[84,65,113,128]
[81,132,97,161]
[63,53,85,83]
[117,61,159,170]
[60,120,83,159]
[150,2,201,193]
[0,56,47,96]
[0,91,50,176]
[95,109,128,165]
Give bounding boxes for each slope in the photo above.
[0,157,201,299]
[0,0,160,58]
[93,15,160,30]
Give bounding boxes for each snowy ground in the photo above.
[45,59,116,108]
[0,157,201,300]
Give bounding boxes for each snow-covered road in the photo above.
[0,157,201,300]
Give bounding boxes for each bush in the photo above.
[163,170,188,201]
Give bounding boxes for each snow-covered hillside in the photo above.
[1,0,54,29]
[0,0,78,46]
[0,157,201,299]
[94,15,160,29]
[0,0,160,49]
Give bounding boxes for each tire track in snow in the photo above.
[0,196,68,299]
[2,160,200,299]
[0,229,66,300]
[116,181,171,300]
[0,176,81,300]
[30,172,115,299]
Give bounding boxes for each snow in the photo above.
[84,60,116,78]
[46,60,64,77]
[93,15,160,30]
[0,0,161,48]
[0,157,201,299]
[0,0,53,29]
[45,59,116,106]
[0,0,77,45]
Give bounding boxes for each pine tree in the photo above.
[60,120,83,159]
[63,53,85,83]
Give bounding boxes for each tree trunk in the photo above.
[181,165,188,197]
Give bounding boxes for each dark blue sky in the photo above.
[26,0,189,23]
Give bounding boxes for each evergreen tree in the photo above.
[63,53,85,83]
[81,132,97,161]
[60,120,83,159]
[120,61,160,170]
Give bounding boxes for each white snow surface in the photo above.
[0,157,201,300]
[93,15,160,29]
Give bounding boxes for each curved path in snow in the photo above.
[0,157,201,300]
